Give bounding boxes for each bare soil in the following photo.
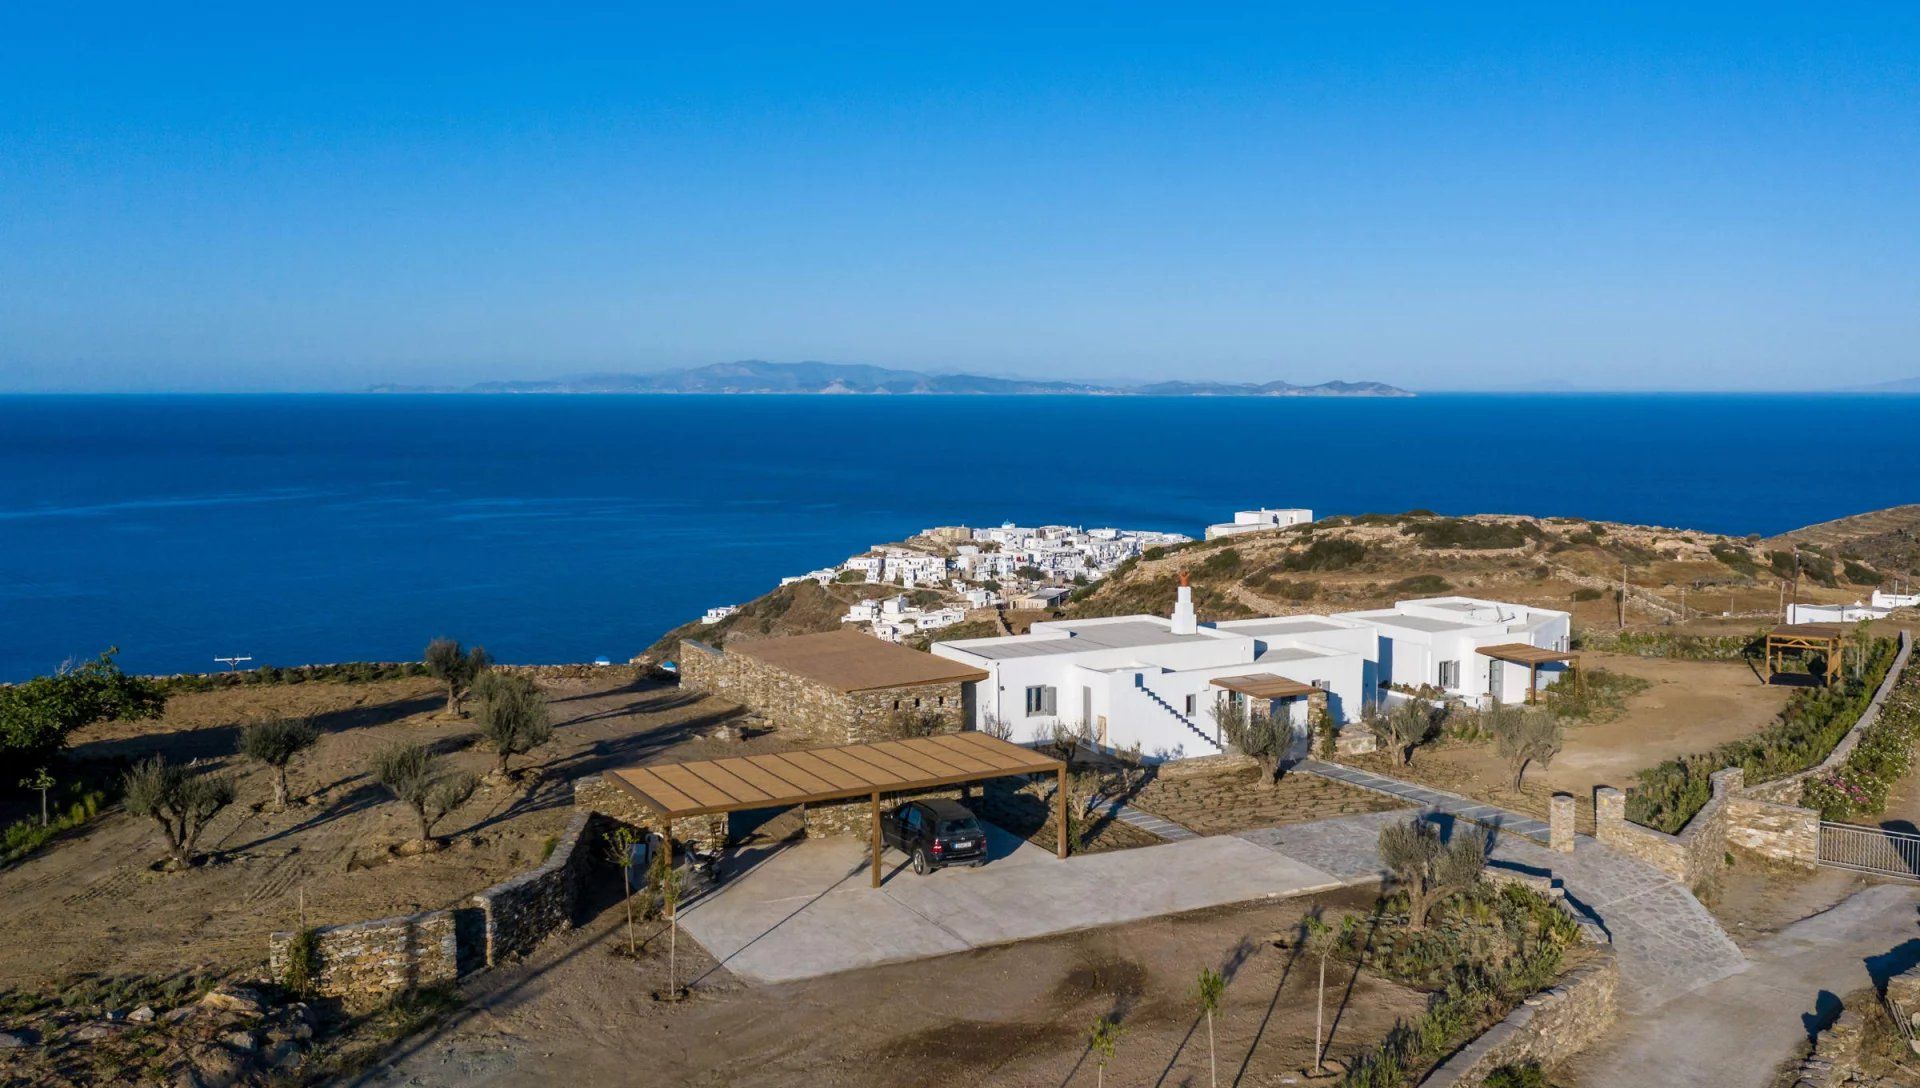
[1353,653,1792,831]
[1131,764,1406,835]
[0,673,756,988]
[367,884,1428,1088]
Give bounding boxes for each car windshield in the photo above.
[938,819,980,836]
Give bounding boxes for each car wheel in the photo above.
[912,848,930,875]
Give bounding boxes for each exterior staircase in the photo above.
[1136,686,1225,757]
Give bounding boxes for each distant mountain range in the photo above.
[1851,376,1920,393]
[368,361,1414,397]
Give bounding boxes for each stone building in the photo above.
[678,629,985,745]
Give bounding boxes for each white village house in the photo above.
[931,585,1572,762]
[1205,507,1314,540]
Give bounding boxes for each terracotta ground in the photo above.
[368,884,1427,1088]
[1352,652,1793,831]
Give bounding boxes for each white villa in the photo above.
[931,587,1572,762]
[1205,507,1314,540]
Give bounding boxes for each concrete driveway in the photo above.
[677,821,1348,983]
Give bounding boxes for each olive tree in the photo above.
[1378,816,1486,931]
[423,638,491,716]
[1211,693,1288,786]
[1,649,165,769]
[471,672,552,776]
[1370,696,1436,767]
[239,717,319,809]
[372,742,478,851]
[1491,707,1564,791]
[124,757,237,870]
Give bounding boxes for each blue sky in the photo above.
[3,5,1917,392]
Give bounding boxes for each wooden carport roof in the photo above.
[1477,643,1577,666]
[1210,673,1321,699]
[606,731,1065,820]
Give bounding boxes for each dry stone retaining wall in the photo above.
[573,774,727,850]
[268,910,458,1012]
[1420,878,1618,1087]
[469,809,604,967]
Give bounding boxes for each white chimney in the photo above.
[1170,571,1197,635]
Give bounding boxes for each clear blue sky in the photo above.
[3,5,1917,392]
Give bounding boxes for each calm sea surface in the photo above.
[0,393,1913,681]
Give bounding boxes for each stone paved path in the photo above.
[1565,883,1920,1087]
[1090,792,1199,841]
[1245,808,1749,1013]
[1297,758,1553,842]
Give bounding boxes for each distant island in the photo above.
[368,360,1414,397]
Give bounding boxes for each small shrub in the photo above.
[1402,519,1534,550]
[1484,1063,1547,1088]
[1844,559,1880,585]
[1711,543,1759,579]
[1389,574,1452,596]
[282,927,322,996]
[1196,547,1242,577]
[1281,537,1370,573]
[1570,586,1604,602]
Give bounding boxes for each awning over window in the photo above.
[1476,643,1576,667]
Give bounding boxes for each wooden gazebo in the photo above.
[1763,623,1845,685]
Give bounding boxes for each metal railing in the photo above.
[1817,821,1920,882]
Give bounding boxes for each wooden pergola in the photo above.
[1764,623,1845,686]
[1477,643,1580,704]
[605,732,1068,888]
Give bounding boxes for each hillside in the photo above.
[641,508,1918,662]
[1767,505,1920,581]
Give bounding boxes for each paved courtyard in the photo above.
[676,820,1352,983]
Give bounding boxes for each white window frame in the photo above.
[1437,660,1460,689]
[1024,685,1057,717]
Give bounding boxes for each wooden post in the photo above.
[869,791,882,888]
[1056,766,1069,859]
[1528,663,1538,704]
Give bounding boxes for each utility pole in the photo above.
[1618,564,1628,630]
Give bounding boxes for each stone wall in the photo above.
[469,809,605,968]
[268,910,458,1012]
[799,784,970,838]
[1725,794,1821,866]
[1595,767,1741,886]
[573,774,727,851]
[1420,877,1618,1087]
[677,638,967,746]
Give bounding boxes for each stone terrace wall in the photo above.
[800,784,969,838]
[677,638,966,745]
[1725,794,1820,866]
[1419,947,1619,1087]
[1421,876,1618,1087]
[1595,767,1741,886]
[268,910,458,1012]
[470,809,603,968]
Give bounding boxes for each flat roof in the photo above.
[951,619,1215,661]
[606,732,1064,820]
[1254,645,1340,664]
[1477,643,1576,666]
[1364,613,1482,633]
[1217,618,1352,636]
[729,629,988,692]
[1211,673,1321,699]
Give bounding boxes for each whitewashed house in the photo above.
[1871,589,1920,610]
[1786,601,1890,624]
[932,589,1574,762]
[842,555,885,583]
[702,605,739,625]
[1332,597,1572,705]
[932,581,1373,761]
[1206,508,1314,540]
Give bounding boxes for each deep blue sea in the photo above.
[0,393,1914,681]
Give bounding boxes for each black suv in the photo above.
[883,799,988,875]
